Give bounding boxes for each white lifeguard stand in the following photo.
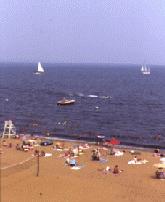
[2,120,16,138]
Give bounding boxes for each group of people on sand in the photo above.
[15,142,34,152]
[63,145,89,168]
[33,149,45,157]
[1,137,165,179]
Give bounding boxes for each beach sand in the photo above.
[1,139,165,202]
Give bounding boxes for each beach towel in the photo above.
[154,163,165,168]
[56,148,63,151]
[70,166,81,170]
[128,160,148,165]
[160,158,165,164]
[70,164,84,170]
[115,151,124,156]
[99,158,108,163]
[44,153,52,157]
[130,150,141,155]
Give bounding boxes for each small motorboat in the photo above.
[57,98,76,105]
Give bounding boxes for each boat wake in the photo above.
[87,95,98,98]
[76,93,112,99]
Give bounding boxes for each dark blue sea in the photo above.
[0,63,165,148]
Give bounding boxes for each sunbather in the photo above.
[103,166,111,174]
[2,140,7,147]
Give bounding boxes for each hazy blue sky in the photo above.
[1,0,165,64]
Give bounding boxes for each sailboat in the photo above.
[141,64,150,75]
[34,62,45,75]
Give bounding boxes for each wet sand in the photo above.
[1,139,165,202]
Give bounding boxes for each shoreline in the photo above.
[41,135,165,151]
[1,134,164,151]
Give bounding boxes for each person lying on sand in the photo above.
[130,150,141,155]
[79,143,90,150]
[54,142,65,150]
[2,140,8,147]
[128,156,148,164]
[103,166,111,174]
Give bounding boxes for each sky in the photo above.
[0,0,165,64]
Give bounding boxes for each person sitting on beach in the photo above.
[55,142,64,150]
[92,149,100,161]
[34,149,39,156]
[77,146,84,154]
[108,147,115,155]
[40,150,45,157]
[153,149,160,157]
[8,142,12,148]
[16,144,20,150]
[68,148,74,157]
[113,165,123,174]
[65,157,70,165]
[72,147,79,156]
[134,156,137,163]
[155,168,165,179]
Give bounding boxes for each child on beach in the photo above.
[113,165,123,174]
[134,156,137,163]
[113,165,119,174]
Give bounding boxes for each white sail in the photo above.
[144,66,147,72]
[141,65,145,72]
[38,62,44,72]
[141,64,150,75]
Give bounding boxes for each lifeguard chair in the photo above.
[2,120,16,138]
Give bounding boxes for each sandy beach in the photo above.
[1,139,165,202]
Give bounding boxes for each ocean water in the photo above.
[0,63,165,148]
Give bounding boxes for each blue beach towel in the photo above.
[99,158,108,163]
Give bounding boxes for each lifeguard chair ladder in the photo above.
[2,120,16,138]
